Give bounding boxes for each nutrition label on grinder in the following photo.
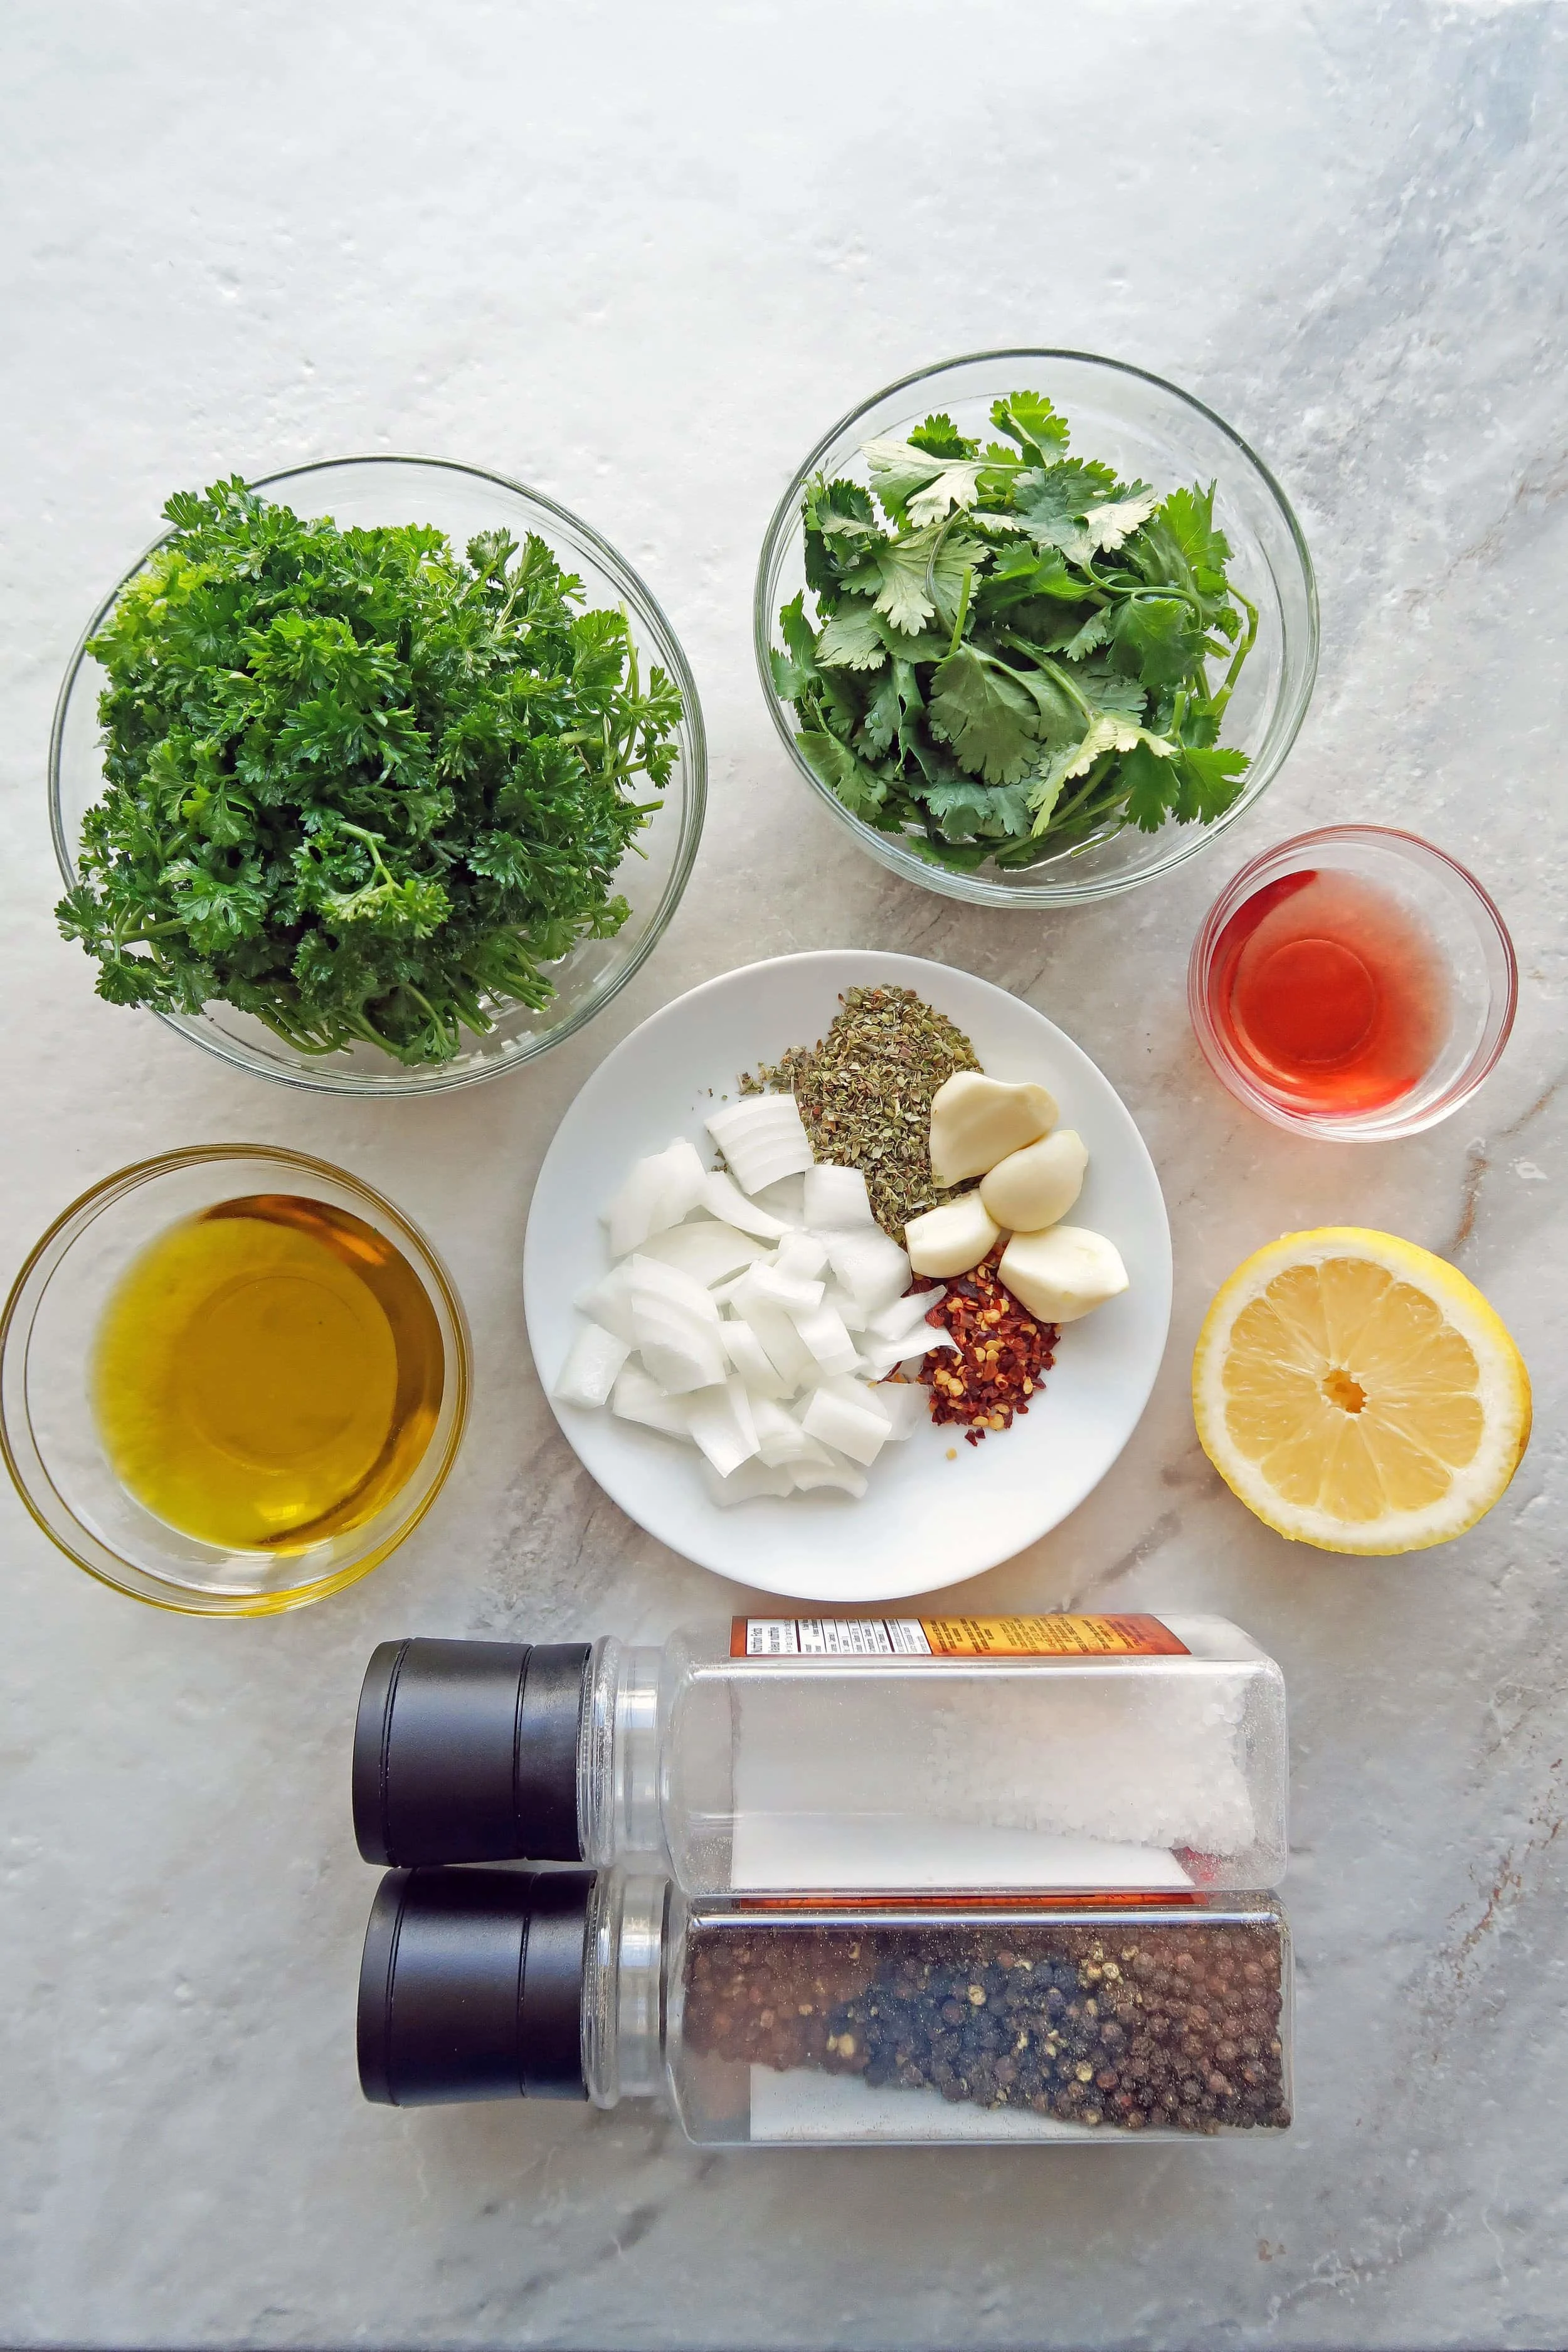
[734,1614,1189,1658]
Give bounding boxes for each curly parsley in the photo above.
[771,392,1257,874]
[58,477,683,1063]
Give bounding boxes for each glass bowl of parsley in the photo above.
[50,457,706,1091]
[755,351,1316,905]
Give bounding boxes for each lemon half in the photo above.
[1193,1228,1530,1554]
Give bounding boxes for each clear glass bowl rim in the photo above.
[48,453,707,1094]
[0,1142,473,1613]
[1186,822,1520,1138]
[751,345,1320,908]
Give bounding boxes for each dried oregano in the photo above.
[743,985,981,1237]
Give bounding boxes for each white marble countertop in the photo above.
[3,4,1565,2346]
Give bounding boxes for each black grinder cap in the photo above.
[353,1637,592,1867]
[358,1866,593,2106]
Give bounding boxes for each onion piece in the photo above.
[751,1395,834,1468]
[867,1285,946,1345]
[706,1094,813,1195]
[626,1254,722,1327]
[858,1327,958,1381]
[748,1172,807,1225]
[635,1220,768,1286]
[726,1262,825,1319]
[774,1231,829,1283]
[799,1384,891,1467]
[822,1280,868,1334]
[802,1165,876,1229]
[869,1382,929,1439]
[731,1294,817,1388]
[604,1137,707,1258]
[702,1458,796,1507]
[790,1299,861,1377]
[553,1323,632,1409]
[574,1261,638,1346]
[790,1453,869,1498]
[702,1169,792,1239]
[611,1363,691,1438]
[681,1376,760,1478]
[720,1320,796,1400]
[824,1226,911,1315]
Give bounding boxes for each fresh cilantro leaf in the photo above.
[1011,460,1119,551]
[1121,739,1182,830]
[815,606,888,671]
[1027,714,1174,834]
[1111,595,1207,689]
[928,647,1039,785]
[1153,482,1231,587]
[1173,743,1250,821]
[980,544,1086,608]
[863,438,988,527]
[774,391,1258,872]
[1062,610,1111,659]
[858,657,923,760]
[1013,464,1156,560]
[988,392,1071,467]
[795,728,889,819]
[867,523,982,637]
[906,413,976,460]
[921,776,1036,840]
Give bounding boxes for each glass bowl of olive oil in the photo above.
[0,1147,470,1614]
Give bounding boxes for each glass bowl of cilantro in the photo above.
[51,457,706,1091]
[755,350,1316,905]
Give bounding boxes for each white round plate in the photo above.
[524,951,1172,1601]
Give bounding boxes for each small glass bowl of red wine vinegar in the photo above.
[1189,825,1517,1140]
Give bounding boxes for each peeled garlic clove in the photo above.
[928,1071,1057,1185]
[980,1130,1088,1234]
[904,1192,1000,1278]
[998,1225,1128,1323]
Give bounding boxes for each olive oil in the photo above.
[92,1195,444,1552]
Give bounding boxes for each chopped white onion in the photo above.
[634,1219,768,1286]
[867,1285,946,1344]
[553,1322,632,1409]
[574,1260,638,1346]
[702,1458,796,1507]
[701,1169,792,1239]
[799,1385,893,1467]
[603,1137,708,1258]
[730,1261,825,1320]
[774,1231,829,1283]
[626,1254,722,1327]
[751,1395,834,1468]
[858,1327,957,1381]
[681,1376,760,1478]
[706,1094,813,1195]
[790,1452,869,1498]
[824,1226,911,1315]
[790,1299,861,1377]
[720,1320,796,1400]
[822,1279,868,1333]
[610,1364,691,1438]
[869,1381,928,1439]
[802,1164,876,1229]
[731,1294,817,1388]
[747,1172,807,1225]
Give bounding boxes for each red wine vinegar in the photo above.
[1205,869,1449,1115]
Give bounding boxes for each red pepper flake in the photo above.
[911,1246,1059,1444]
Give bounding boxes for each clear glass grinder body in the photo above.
[578,1614,1288,1895]
[361,1865,1293,2145]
